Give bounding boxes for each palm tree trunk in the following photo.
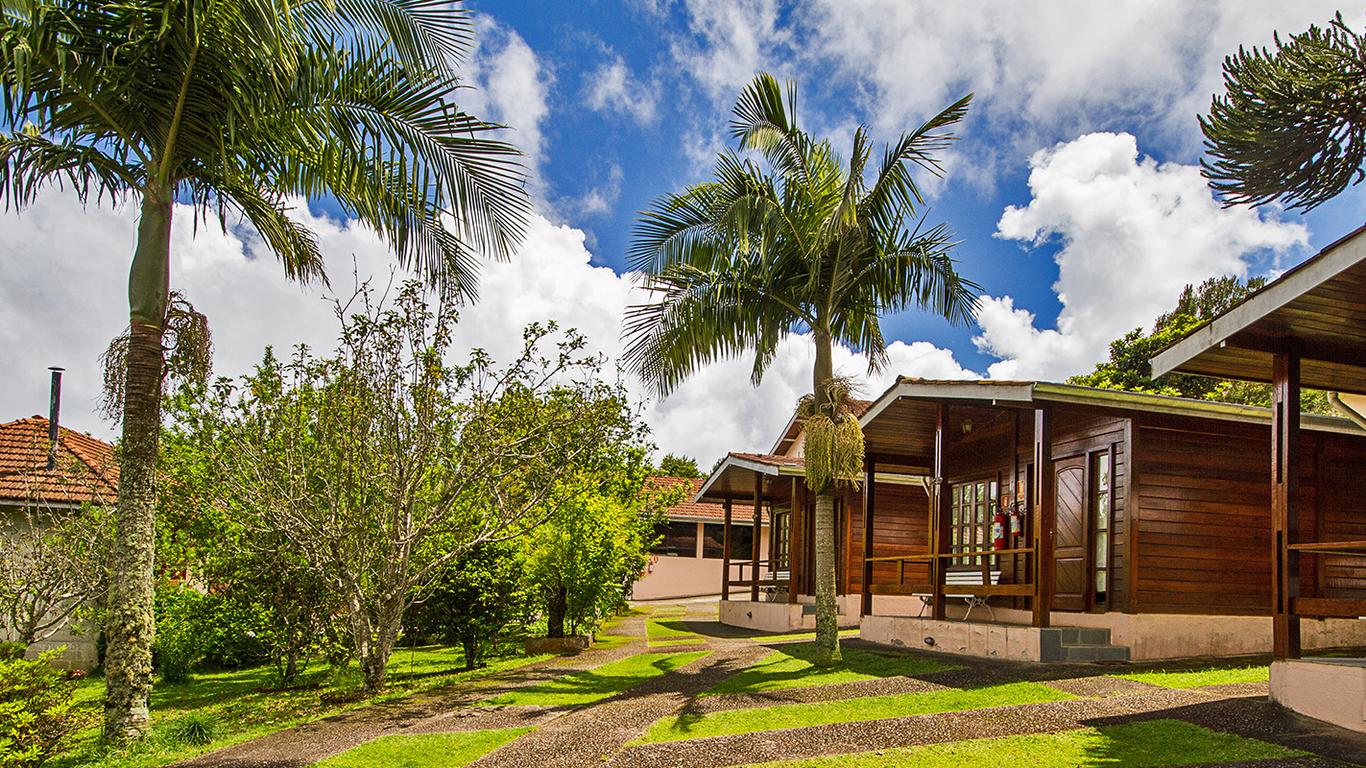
[812,331,842,665]
[103,194,172,743]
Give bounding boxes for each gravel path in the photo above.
[174,606,1366,768]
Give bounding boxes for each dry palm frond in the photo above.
[101,293,213,422]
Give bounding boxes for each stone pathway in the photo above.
[177,606,1366,768]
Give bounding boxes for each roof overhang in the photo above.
[860,377,1365,440]
[695,453,803,503]
[1151,224,1366,394]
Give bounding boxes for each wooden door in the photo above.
[1053,456,1088,611]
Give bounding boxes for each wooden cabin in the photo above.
[1153,223,1366,731]
[700,378,1366,662]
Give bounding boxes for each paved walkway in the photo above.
[178,606,1366,768]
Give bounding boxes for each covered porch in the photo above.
[1153,223,1366,732]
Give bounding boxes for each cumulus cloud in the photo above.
[584,55,658,125]
[459,18,552,185]
[0,188,974,466]
[670,0,787,99]
[974,132,1308,380]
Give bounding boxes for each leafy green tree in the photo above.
[1071,276,1330,413]
[406,541,531,671]
[657,453,703,478]
[0,0,528,740]
[525,459,678,638]
[208,282,640,693]
[625,73,977,663]
[1201,13,1366,210]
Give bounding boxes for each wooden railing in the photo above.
[1286,540,1366,619]
[865,546,1035,588]
[727,559,789,586]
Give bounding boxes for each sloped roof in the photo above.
[694,451,806,503]
[770,398,873,455]
[0,417,119,506]
[647,476,766,523]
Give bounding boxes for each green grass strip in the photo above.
[1113,664,1268,689]
[747,628,861,643]
[707,643,951,696]
[316,727,531,768]
[638,681,1071,743]
[484,651,708,707]
[741,719,1303,767]
[647,618,705,647]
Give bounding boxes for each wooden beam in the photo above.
[931,403,950,620]
[861,457,876,616]
[1271,349,1302,659]
[752,471,762,603]
[789,477,801,603]
[1032,407,1055,628]
[721,498,732,601]
[1291,596,1366,618]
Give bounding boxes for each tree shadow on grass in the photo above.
[706,641,951,695]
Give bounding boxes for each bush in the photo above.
[163,713,218,747]
[0,643,24,662]
[153,586,269,683]
[0,650,78,768]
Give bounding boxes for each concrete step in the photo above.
[1059,642,1131,662]
[1056,627,1112,645]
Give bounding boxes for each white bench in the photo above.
[761,570,791,601]
[913,569,1002,621]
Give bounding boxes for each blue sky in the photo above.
[3,1,1365,463]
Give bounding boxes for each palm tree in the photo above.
[625,73,977,664]
[0,0,528,741]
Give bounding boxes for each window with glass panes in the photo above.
[1093,452,1111,602]
[950,479,998,565]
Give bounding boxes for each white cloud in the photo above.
[0,188,974,467]
[974,132,1308,380]
[562,163,624,219]
[584,55,658,125]
[671,0,787,99]
[459,18,552,186]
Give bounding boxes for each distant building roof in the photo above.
[648,475,767,522]
[0,417,118,506]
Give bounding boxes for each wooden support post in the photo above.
[789,478,802,603]
[721,498,732,601]
[752,471,762,603]
[861,457,876,617]
[1032,407,1055,628]
[931,403,950,620]
[1272,349,1302,660]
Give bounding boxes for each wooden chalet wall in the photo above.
[845,481,930,597]
[1049,408,1131,614]
[1131,416,1366,615]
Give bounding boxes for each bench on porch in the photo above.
[913,569,1002,621]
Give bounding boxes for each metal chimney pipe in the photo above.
[47,366,64,470]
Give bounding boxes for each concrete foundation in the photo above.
[718,596,861,633]
[863,597,1366,661]
[1270,658,1366,734]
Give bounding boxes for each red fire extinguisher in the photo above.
[992,507,1008,550]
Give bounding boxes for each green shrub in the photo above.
[153,586,269,682]
[0,643,25,662]
[164,712,219,747]
[0,650,79,768]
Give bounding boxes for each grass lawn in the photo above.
[483,650,709,707]
[637,681,1072,743]
[740,719,1303,767]
[1112,664,1268,689]
[52,647,549,768]
[706,643,951,695]
[315,727,532,768]
[647,618,705,647]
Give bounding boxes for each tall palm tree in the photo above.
[625,73,977,664]
[0,0,528,741]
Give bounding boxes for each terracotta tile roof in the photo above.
[0,417,118,506]
[647,476,766,522]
